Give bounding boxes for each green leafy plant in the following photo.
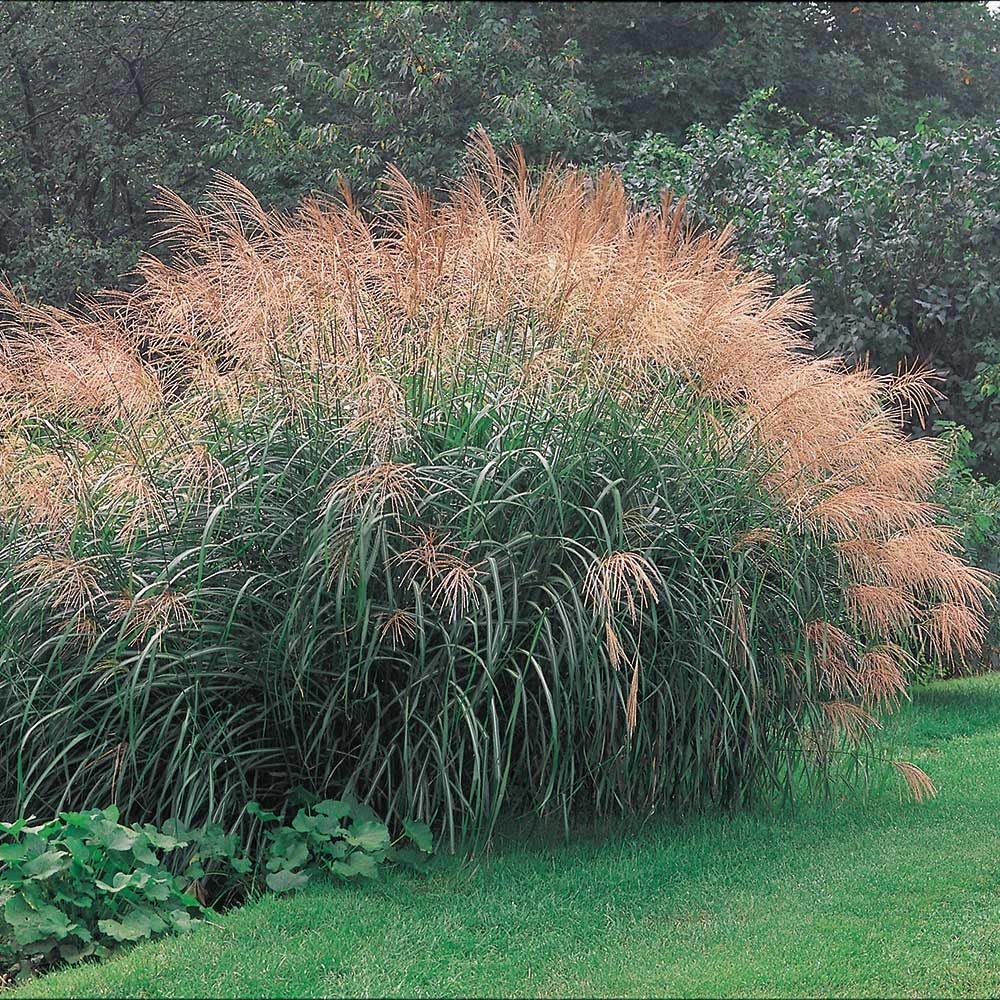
[0,807,226,980]
[620,94,1000,477]
[0,802,431,980]
[249,800,432,893]
[0,1,319,304]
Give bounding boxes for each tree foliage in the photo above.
[201,3,601,208]
[620,94,1000,477]
[567,2,1000,140]
[4,2,1000,303]
[0,1,313,302]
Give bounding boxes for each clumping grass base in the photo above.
[0,136,989,843]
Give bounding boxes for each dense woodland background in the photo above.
[3,1,1000,521]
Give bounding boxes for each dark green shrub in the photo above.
[620,94,1000,476]
[8,2,1000,306]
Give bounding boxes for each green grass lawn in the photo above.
[16,674,1000,999]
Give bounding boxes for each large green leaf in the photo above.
[264,869,310,893]
[90,821,139,854]
[402,819,433,854]
[98,909,167,943]
[22,849,70,880]
[4,895,74,947]
[95,870,152,894]
[0,841,29,863]
[343,820,389,853]
[330,851,379,880]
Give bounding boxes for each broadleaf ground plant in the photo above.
[0,802,432,980]
[0,807,227,981]
[0,135,991,852]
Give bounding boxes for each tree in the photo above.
[4,1,1000,303]
[566,2,1000,140]
[0,1,314,303]
[202,2,601,209]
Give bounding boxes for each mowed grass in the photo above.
[17,674,1000,999]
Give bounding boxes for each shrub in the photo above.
[0,137,989,846]
[620,94,1000,477]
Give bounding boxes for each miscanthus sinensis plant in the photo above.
[0,134,990,845]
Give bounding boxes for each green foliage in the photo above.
[922,419,1000,677]
[201,2,603,207]
[620,94,1000,476]
[570,2,1000,141]
[250,799,432,893]
[932,422,1000,572]
[0,1,317,303]
[204,2,1000,210]
[0,806,218,980]
[9,2,1000,303]
[0,800,431,980]
[0,329,871,852]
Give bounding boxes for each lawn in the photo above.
[16,674,1000,999]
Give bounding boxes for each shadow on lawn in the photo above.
[903,675,1000,744]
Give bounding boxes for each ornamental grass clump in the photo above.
[0,134,991,845]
